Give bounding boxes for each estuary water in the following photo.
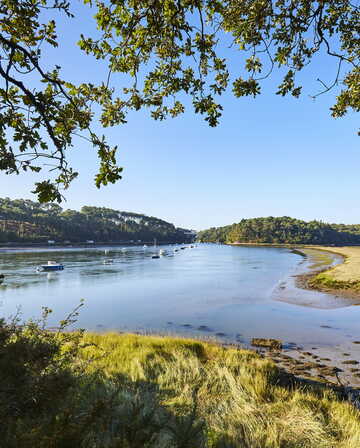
[0,244,360,349]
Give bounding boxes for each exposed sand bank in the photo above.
[298,246,360,299]
[307,246,360,282]
[227,245,360,389]
[228,242,360,298]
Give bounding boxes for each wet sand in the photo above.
[229,246,360,389]
[275,247,360,388]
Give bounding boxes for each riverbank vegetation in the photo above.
[198,217,360,245]
[305,247,360,294]
[0,197,193,244]
[2,310,360,447]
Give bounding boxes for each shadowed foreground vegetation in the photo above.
[1,311,360,447]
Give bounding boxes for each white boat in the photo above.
[159,249,165,256]
[40,261,64,271]
[103,259,114,265]
[143,244,147,248]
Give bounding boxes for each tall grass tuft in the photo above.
[1,312,359,447]
[81,332,360,447]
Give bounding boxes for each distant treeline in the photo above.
[0,198,194,244]
[197,217,360,245]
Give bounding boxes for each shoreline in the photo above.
[80,331,360,445]
[228,242,360,299]
[91,325,360,391]
[295,270,360,301]
[295,246,360,299]
[2,242,359,389]
[87,329,360,406]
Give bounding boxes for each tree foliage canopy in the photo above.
[197,216,360,244]
[1,0,359,201]
[0,197,193,243]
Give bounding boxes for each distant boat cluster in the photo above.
[151,245,195,259]
[34,244,197,273]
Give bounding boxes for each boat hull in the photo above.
[41,265,64,271]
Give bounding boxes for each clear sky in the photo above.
[0,3,358,230]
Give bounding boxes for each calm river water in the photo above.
[0,244,359,348]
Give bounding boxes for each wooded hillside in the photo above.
[0,198,194,244]
[197,217,360,245]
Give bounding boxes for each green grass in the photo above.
[297,248,360,292]
[300,248,336,270]
[309,272,360,291]
[80,332,360,447]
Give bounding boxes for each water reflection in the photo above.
[0,244,359,350]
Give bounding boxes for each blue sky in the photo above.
[0,3,359,230]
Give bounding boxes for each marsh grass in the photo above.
[1,305,359,447]
[309,272,360,291]
[79,332,360,447]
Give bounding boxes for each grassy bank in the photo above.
[79,332,360,447]
[303,247,360,295]
[2,308,360,447]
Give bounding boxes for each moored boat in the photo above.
[40,261,64,271]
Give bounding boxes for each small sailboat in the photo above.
[40,261,64,271]
[159,249,165,256]
[143,244,147,249]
